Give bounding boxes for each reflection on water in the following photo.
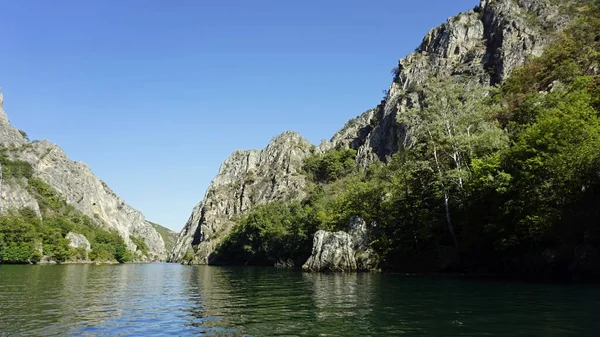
[1,264,600,336]
[303,273,376,334]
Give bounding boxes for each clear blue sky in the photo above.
[0,0,476,231]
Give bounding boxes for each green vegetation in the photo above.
[0,150,34,180]
[149,221,177,253]
[214,3,600,279]
[130,235,148,255]
[0,157,136,264]
[0,207,132,264]
[18,130,29,141]
[304,148,357,183]
[212,201,319,265]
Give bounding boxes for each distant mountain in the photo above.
[148,221,177,253]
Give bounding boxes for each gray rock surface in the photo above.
[0,180,41,216]
[323,0,574,167]
[303,230,357,272]
[0,93,167,260]
[66,232,91,251]
[172,0,577,266]
[170,131,313,263]
[303,217,376,272]
[0,90,28,146]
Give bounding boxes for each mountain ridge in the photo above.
[170,0,582,265]
[0,92,167,261]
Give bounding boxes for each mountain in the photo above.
[170,0,577,264]
[322,0,573,163]
[170,131,313,263]
[148,221,178,253]
[0,92,167,262]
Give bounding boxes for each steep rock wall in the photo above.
[321,0,573,166]
[170,132,313,263]
[0,92,167,260]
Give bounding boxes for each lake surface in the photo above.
[1,264,599,336]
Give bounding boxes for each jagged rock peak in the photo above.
[329,0,575,167]
[318,110,375,153]
[170,131,314,263]
[0,88,28,145]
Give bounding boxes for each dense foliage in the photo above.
[0,207,132,264]
[213,3,600,279]
[304,148,357,183]
[211,201,319,265]
[0,150,34,180]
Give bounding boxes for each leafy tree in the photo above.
[304,148,357,183]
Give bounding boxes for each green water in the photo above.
[0,264,599,336]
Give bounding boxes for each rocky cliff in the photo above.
[320,0,573,165]
[170,132,313,263]
[171,0,577,263]
[0,92,167,260]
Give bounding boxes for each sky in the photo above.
[0,0,476,232]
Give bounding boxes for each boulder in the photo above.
[303,216,377,272]
[66,232,91,255]
[303,230,357,272]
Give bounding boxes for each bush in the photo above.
[0,152,34,180]
[213,201,321,266]
[304,148,357,183]
[130,235,149,255]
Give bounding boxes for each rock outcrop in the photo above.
[0,180,41,216]
[170,131,313,263]
[320,0,574,166]
[303,230,357,272]
[66,232,92,260]
[0,91,167,260]
[0,91,28,146]
[303,217,376,272]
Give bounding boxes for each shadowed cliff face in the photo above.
[0,92,167,260]
[320,0,573,167]
[171,0,578,263]
[170,132,313,263]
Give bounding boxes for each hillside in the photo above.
[0,92,167,263]
[171,0,600,281]
[148,221,178,253]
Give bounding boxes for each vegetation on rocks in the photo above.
[0,150,34,180]
[0,207,132,264]
[304,148,357,183]
[0,156,136,264]
[149,221,177,253]
[212,3,600,280]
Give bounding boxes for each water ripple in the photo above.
[1,264,600,336]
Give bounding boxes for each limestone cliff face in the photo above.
[0,91,27,146]
[320,0,573,165]
[0,93,167,260]
[172,0,575,263]
[170,131,313,263]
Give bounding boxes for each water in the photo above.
[1,264,599,336]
